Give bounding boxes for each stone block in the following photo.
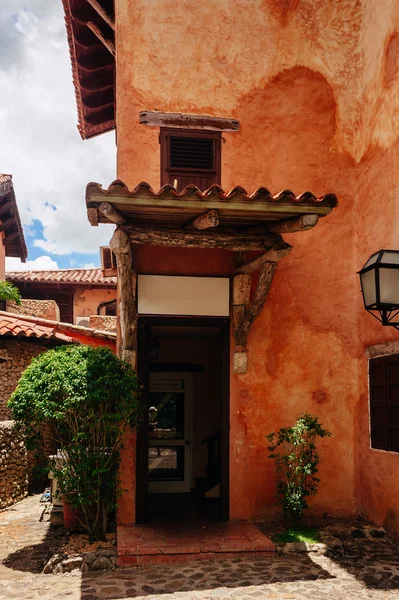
[233,352,248,374]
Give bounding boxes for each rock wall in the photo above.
[0,421,28,509]
[0,341,44,420]
[89,315,117,333]
[6,299,60,321]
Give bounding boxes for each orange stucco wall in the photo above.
[115,0,399,530]
[73,287,116,321]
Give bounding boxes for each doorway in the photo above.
[136,317,230,523]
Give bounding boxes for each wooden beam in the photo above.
[139,111,240,132]
[234,241,292,274]
[124,225,281,252]
[235,262,278,348]
[86,0,115,30]
[188,210,219,230]
[87,21,115,56]
[110,228,136,366]
[99,202,126,225]
[0,217,16,232]
[244,214,319,234]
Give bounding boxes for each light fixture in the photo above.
[358,249,399,328]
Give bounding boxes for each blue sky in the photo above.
[0,1,116,272]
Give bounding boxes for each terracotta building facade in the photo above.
[63,0,399,538]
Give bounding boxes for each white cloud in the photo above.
[6,255,59,272]
[0,1,116,256]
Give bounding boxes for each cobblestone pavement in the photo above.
[1,496,399,600]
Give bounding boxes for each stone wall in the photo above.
[0,421,28,509]
[7,299,60,321]
[0,340,45,420]
[89,315,117,333]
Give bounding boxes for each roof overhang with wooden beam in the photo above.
[62,0,115,140]
[0,175,27,262]
[86,180,337,239]
[90,179,338,372]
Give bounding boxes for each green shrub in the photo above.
[8,345,140,541]
[266,414,331,525]
[0,280,21,305]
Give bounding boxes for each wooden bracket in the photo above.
[234,240,292,274]
[232,238,293,368]
[110,228,137,367]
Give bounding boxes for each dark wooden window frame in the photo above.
[369,354,399,453]
[136,316,230,523]
[160,128,221,189]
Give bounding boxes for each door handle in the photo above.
[185,440,191,446]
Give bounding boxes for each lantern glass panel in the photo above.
[361,269,377,307]
[363,253,380,269]
[379,267,399,306]
[382,251,399,265]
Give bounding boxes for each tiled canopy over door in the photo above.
[160,129,221,191]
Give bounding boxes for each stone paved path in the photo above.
[1,496,399,599]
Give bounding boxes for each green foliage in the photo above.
[0,280,21,305]
[8,345,140,541]
[273,527,320,543]
[266,414,331,525]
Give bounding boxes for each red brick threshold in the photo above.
[117,521,275,566]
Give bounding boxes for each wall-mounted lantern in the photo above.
[358,249,399,328]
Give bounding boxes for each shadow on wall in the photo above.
[227,66,342,193]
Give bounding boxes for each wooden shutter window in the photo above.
[369,354,399,452]
[160,129,221,190]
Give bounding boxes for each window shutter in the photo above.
[369,356,388,450]
[160,129,221,190]
[386,355,399,451]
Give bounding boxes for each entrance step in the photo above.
[117,521,275,566]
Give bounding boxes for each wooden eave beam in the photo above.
[0,201,12,219]
[98,202,126,224]
[86,0,115,30]
[123,225,281,252]
[243,213,319,234]
[4,231,21,243]
[87,21,115,56]
[187,210,219,230]
[0,217,16,233]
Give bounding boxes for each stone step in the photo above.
[117,521,275,566]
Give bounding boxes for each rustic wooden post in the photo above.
[110,228,137,365]
[232,274,252,374]
[110,227,137,525]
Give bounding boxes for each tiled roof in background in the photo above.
[0,311,117,343]
[7,268,116,286]
[0,313,74,343]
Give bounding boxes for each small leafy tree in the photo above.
[0,280,21,305]
[266,414,331,525]
[8,345,140,542]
